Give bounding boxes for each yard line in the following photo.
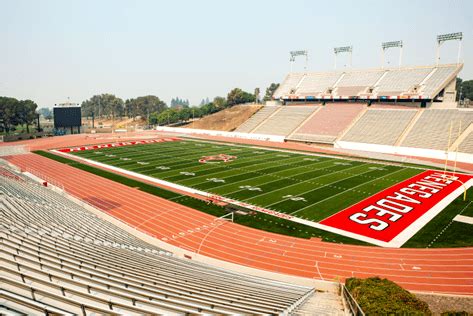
[158,151,301,180]
[177,156,326,187]
[212,160,339,196]
[289,167,406,215]
[239,163,370,203]
[127,148,263,173]
[262,165,379,209]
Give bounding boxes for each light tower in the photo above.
[381,40,403,68]
[333,46,352,69]
[436,32,463,65]
[289,50,308,73]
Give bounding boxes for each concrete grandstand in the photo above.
[273,63,462,104]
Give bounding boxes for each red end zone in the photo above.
[320,170,473,247]
[57,138,180,153]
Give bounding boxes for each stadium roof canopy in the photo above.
[273,63,463,102]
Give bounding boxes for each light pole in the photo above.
[436,32,463,65]
[334,46,352,69]
[381,40,403,68]
[289,50,309,73]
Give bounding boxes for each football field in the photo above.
[67,138,423,222]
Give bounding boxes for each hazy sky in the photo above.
[1,0,472,108]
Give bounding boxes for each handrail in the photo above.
[340,283,365,316]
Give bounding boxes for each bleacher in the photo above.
[400,109,473,150]
[289,103,365,143]
[375,67,432,96]
[273,73,305,97]
[420,65,457,98]
[341,108,418,145]
[234,106,279,133]
[1,171,316,315]
[273,64,462,100]
[252,106,317,136]
[296,73,342,96]
[334,70,384,97]
[458,128,473,154]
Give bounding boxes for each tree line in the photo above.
[0,97,38,133]
[0,82,280,133]
[457,78,473,102]
[79,84,278,125]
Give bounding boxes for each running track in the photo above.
[3,135,473,295]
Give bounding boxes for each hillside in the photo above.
[82,117,147,128]
[184,104,262,131]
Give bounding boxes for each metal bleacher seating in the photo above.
[334,70,384,97]
[289,103,365,143]
[0,171,316,315]
[296,73,342,96]
[341,109,418,145]
[401,109,473,150]
[272,73,305,98]
[252,106,317,136]
[420,65,457,98]
[458,128,473,154]
[234,106,279,133]
[272,64,461,100]
[375,67,432,96]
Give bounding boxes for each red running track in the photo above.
[5,152,473,296]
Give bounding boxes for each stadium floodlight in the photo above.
[381,40,403,68]
[334,46,352,54]
[437,32,463,43]
[333,46,352,69]
[382,41,403,49]
[289,50,308,72]
[436,32,463,64]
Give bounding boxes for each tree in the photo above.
[254,88,260,104]
[170,97,189,109]
[125,95,166,119]
[213,96,227,109]
[460,80,473,101]
[0,97,38,133]
[263,83,280,101]
[19,100,38,133]
[81,94,124,119]
[226,88,256,107]
[38,108,53,120]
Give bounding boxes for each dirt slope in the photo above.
[185,104,262,131]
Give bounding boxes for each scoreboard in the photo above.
[54,107,82,128]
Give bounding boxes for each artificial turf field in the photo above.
[69,138,424,222]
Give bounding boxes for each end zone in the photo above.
[57,138,180,153]
[320,170,473,247]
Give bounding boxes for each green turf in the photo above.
[403,190,473,248]
[35,138,473,248]
[68,139,423,222]
[33,150,369,245]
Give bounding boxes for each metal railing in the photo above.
[341,283,365,316]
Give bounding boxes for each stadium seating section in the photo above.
[458,129,473,153]
[235,105,473,154]
[234,106,279,133]
[273,64,461,100]
[341,108,418,145]
[252,106,317,136]
[401,109,473,150]
[289,103,365,143]
[1,171,316,315]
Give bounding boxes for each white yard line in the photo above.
[290,168,406,215]
[187,159,332,190]
[261,164,376,208]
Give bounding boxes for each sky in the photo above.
[1,0,472,109]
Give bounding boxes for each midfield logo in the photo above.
[199,154,237,164]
